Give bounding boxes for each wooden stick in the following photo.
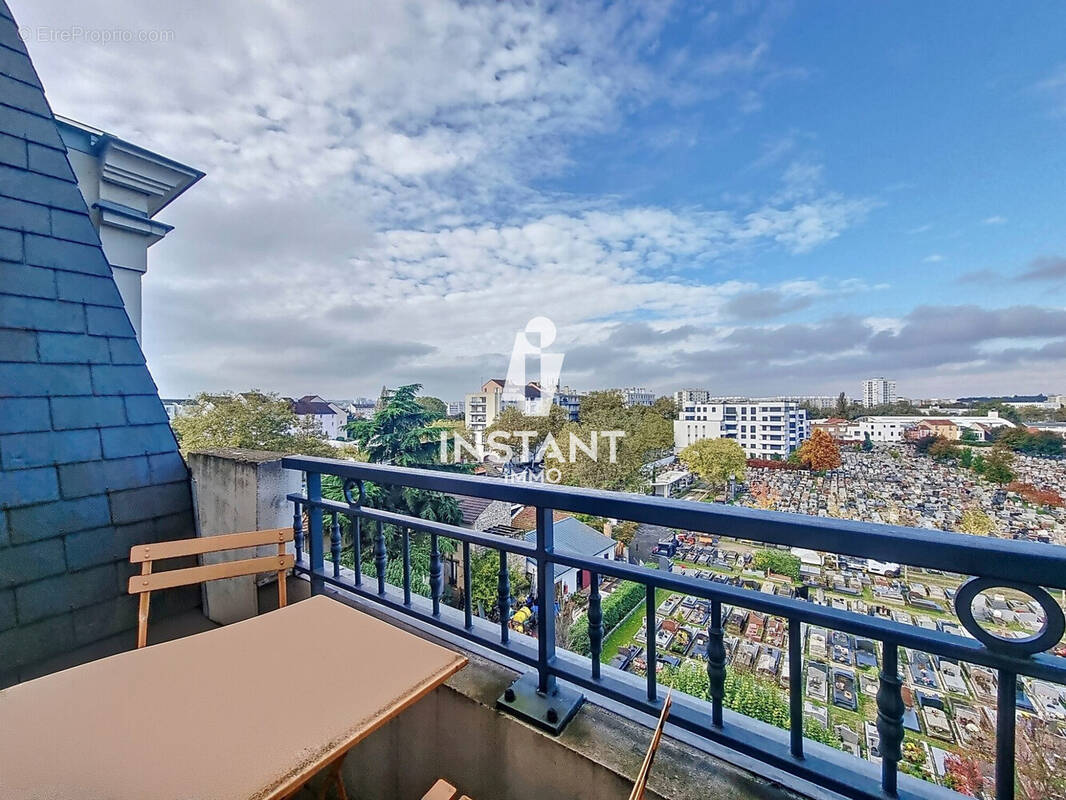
[628,690,672,800]
[136,561,152,649]
[277,540,288,608]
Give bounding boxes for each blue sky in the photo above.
[13,0,1066,401]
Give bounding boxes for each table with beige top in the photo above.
[0,594,467,800]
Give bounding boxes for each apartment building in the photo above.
[554,386,583,421]
[674,388,711,407]
[464,379,543,432]
[862,378,897,406]
[673,400,810,457]
[465,379,504,433]
[781,395,840,410]
[447,400,465,418]
[619,387,656,407]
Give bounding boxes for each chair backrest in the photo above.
[127,528,294,648]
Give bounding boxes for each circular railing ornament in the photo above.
[342,478,365,507]
[954,577,1066,656]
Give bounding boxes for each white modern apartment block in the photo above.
[674,388,711,407]
[674,400,810,458]
[619,387,656,407]
[56,117,203,343]
[447,400,465,418]
[862,378,897,407]
[291,395,348,440]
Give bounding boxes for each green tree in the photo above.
[651,396,678,420]
[554,395,673,491]
[170,390,337,457]
[416,396,447,420]
[861,432,873,452]
[346,384,442,466]
[484,404,569,461]
[994,427,1064,456]
[929,437,960,461]
[983,448,1015,484]
[468,549,527,620]
[913,434,937,455]
[332,385,463,597]
[959,448,973,468]
[971,453,986,474]
[834,391,849,419]
[679,438,747,490]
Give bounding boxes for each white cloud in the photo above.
[10,0,884,398]
[982,215,1007,225]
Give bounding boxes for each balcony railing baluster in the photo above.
[788,617,802,759]
[282,457,1066,800]
[462,541,472,630]
[589,572,602,681]
[401,526,411,607]
[292,500,303,564]
[352,515,362,586]
[330,511,341,579]
[429,531,442,617]
[535,507,556,696]
[374,520,387,597]
[307,472,324,594]
[995,669,1016,800]
[876,641,904,798]
[707,599,725,728]
[645,587,656,703]
[498,549,510,645]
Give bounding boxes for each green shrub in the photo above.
[659,666,838,749]
[568,580,646,655]
[752,549,801,580]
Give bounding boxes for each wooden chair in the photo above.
[127,527,294,648]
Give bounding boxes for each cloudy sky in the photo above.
[13,1,1066,402]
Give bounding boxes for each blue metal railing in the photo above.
[282,455,1066,800]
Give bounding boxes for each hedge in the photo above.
[568,580,646,656]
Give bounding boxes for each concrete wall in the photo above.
[0,1,197,686]
[187,449,300,624]
[336,647,800,800]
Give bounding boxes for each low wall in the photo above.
[186,449,300,624]
[337,630,805,800]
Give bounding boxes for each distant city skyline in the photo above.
[14,1,1066,400]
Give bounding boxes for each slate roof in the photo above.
[523,517,614,584]
[0,1,197,683]
[454,495,496,526]
[291,395,342,416]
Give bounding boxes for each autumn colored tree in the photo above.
[797,428,841,471]
[943,754,987,797]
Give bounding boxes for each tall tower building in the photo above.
[862,378,897,406]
